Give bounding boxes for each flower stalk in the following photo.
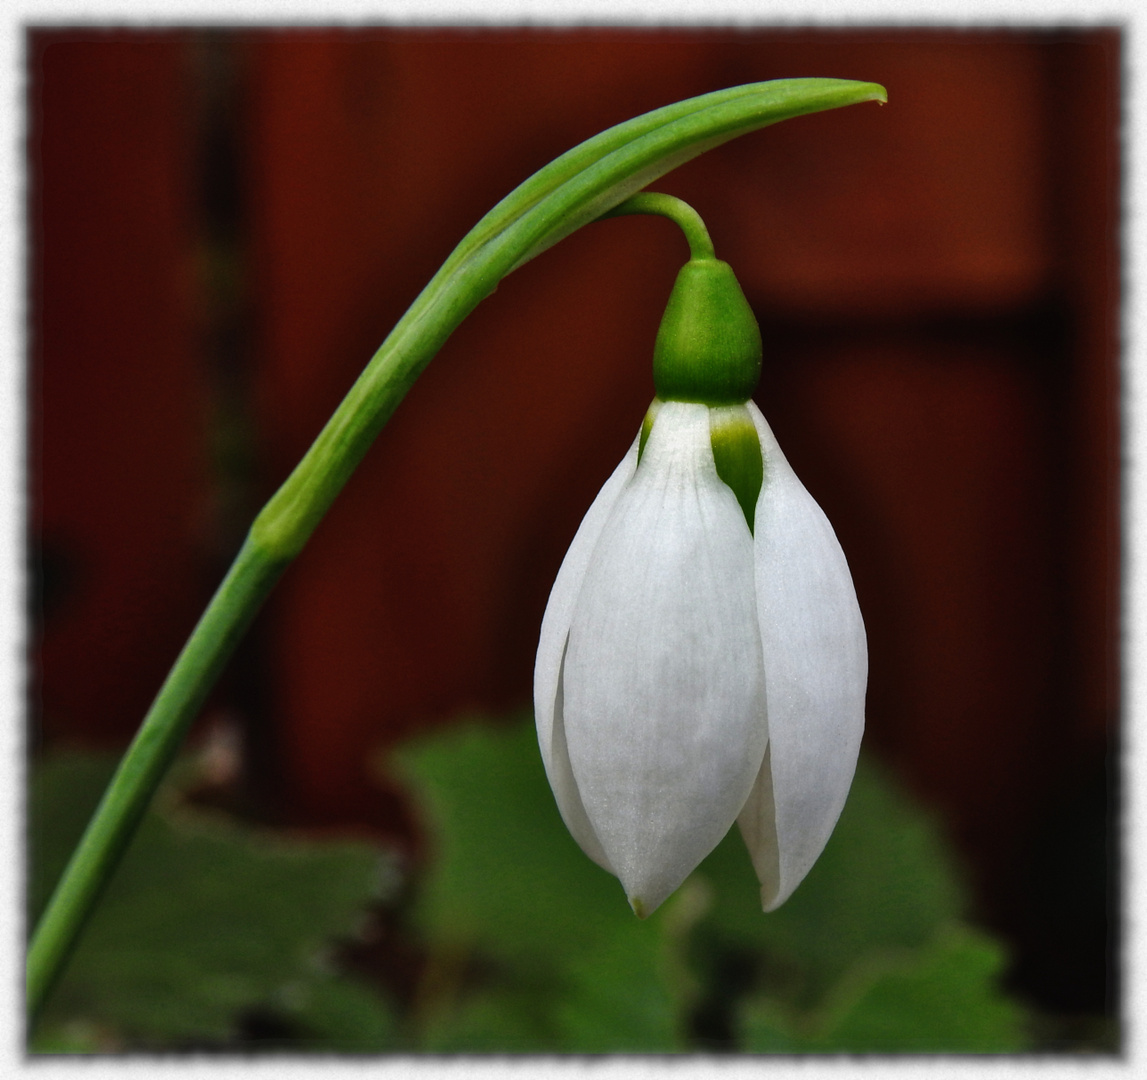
[601,191,716,260]
[28,78,885,1020]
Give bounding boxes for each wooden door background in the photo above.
[30,27,1119,1021]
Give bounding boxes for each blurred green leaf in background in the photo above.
[390,718,700,1052]
[389,714,1032,1054]
[31,714,1034,1053]
[29,751,401,1052]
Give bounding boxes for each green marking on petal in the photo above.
[637,398,663,464]
[709,405,764,534]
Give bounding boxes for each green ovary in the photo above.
[652,258,762,406]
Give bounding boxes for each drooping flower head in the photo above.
[534,246,867,917]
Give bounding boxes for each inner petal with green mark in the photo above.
[637,398,663,462]
[709,404,764,534]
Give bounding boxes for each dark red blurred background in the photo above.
[29,28,1119,1027]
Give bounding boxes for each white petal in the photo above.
[534,437,639,871]
[562,402,768,916]
[738,401,867,911]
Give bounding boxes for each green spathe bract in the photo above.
[28,77,885,1021]
[256,79,884,561]
[653,259,763,405]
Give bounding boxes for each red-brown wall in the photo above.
[30,28,1119,1012]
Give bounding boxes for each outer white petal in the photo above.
[534,437,639,871]
[562,401,768,916]
[738,401,867,911]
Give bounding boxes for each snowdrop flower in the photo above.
[534,255,867,917]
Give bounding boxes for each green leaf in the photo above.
[389,716,633,965]
[387,715,696,1051]
[388,716,1041,1054]
[553,886,704,1053]
[26,1018,115,1055]
[740,923,1031,1053]
[460,79,887,275]
[31,751,397,1046]
[689,754,1029,1053]
[275,970,400,1052]
[692,754,966,1003]
[418,982,558,1054]
[256,79,888,556]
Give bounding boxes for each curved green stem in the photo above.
[27,77,886,1022]
[26,536,287,1016]
[602,193,716,260]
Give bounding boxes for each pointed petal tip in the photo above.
[760,885,781,914]
[629,894,651,919]
[760,876,806,914]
